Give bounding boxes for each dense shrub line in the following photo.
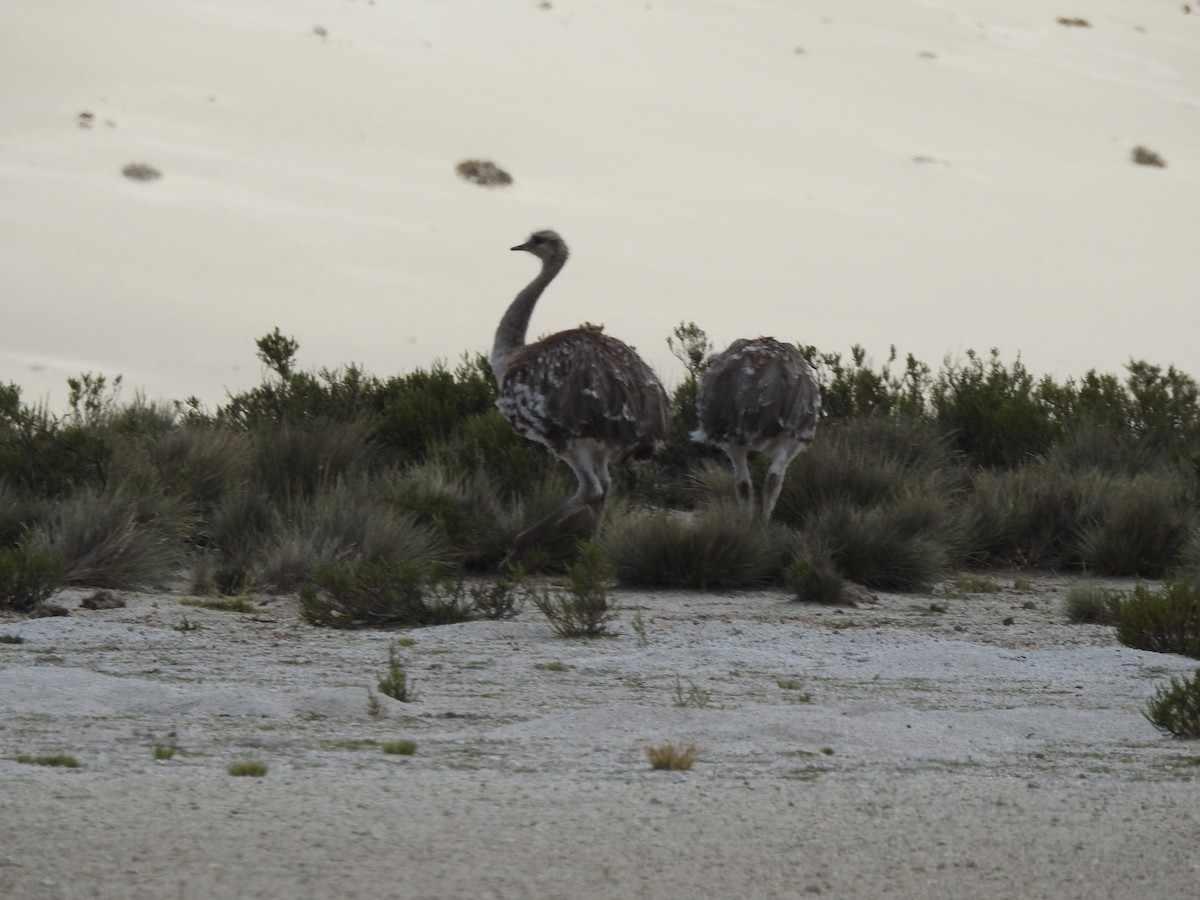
[3,326,1200,618]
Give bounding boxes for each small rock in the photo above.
[1002,616,1016,626]
[80,590,125,610]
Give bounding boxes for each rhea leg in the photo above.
[726,446,755,521]
[760,440,808,524]
[508,442,608,561]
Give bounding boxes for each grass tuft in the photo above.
[1144,669,1200,738]
[645,742,698,771]
[227,761,268,777]
[16,753,80,768]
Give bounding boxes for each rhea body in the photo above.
[492,230,670,555]
[692,337,820,523]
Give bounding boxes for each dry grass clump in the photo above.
[227,761,268,777]
[455,159,513,187]
[1064,582,1120,625]
[645,742,699,771]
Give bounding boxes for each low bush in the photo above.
[805,494,950,591]
[603,506,776,590]
[783,539,845,604]
[1064,582,1120,625]
[1144,669,1200,738]
[1076,472,1194,577]
[531,541,617,637]
[0,546,62,611]
[1113,581,1200,658]
[28,487,187,590]
[299,558,470,628]
[260,480,446,592]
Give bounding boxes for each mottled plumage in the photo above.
[493,231,669,557]
[693,337,820,522]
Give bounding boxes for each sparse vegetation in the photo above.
[1112,582,1200,658]
[1,325,1198,603]
[0,633,26,644]
[1064,582,1120,625]
[645,742,698,771]
[382,740,418,755]
[227,761,268,777]
[16,753,80,768]
[531,541,617,637]
[377,643,416,702]
[153,744,177,761]
[1144,669,1200,738]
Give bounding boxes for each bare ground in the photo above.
[2,575,1199,899]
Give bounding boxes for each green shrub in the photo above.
[806,495,949,591]
[0,546,63,611]
[250,417,379,499]
[28,487,186,590]
[300,558,469,628]
[531,541,617,637]
[145,424,253,510]
[190,487,276,593]
[1076,473,1194,577]
[603,506,776,590]
[377,644,415,702]
[774,417,960,529]
[1064,582,1119,625]
[387,463,507,569]
[1113,582,1200,659]
[1144,669,1200,738]
[260,480,445,592]
[930,349,1060,467]
[784,540,845,604]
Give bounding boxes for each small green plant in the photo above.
[952,574,1001,594]
[377,643,415,702]
[777,679,813,702]
[1144,669,1200,738]
[819,746,835,756]
[672,676,711,709]
[227,761,268,777]
[16,753,80,768]
[645,742,698,771]
[382,740,418,755]
[1113,581,1200,658]
[153,744,177,761]
[1,633,27,644]
[539,661,568,672]
[531,541,617,638]
[1064,582,1119,625]
[464,573,526,620]
[366,689,383,717]
[630,610,649,648]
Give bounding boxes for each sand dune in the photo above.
[2,1,1198,412]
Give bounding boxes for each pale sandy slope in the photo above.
[1,0,1198,412]
[2,578,1199,899]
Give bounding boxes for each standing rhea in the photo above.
[491,230,670,556]
[692,337,820,523]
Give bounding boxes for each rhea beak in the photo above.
[510,242,530,252]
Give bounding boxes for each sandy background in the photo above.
[2,0,1199,412]
[2,576,1199,898]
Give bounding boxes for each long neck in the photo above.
[491,254,566,382]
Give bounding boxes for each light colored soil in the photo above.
[2,575,1199,899]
